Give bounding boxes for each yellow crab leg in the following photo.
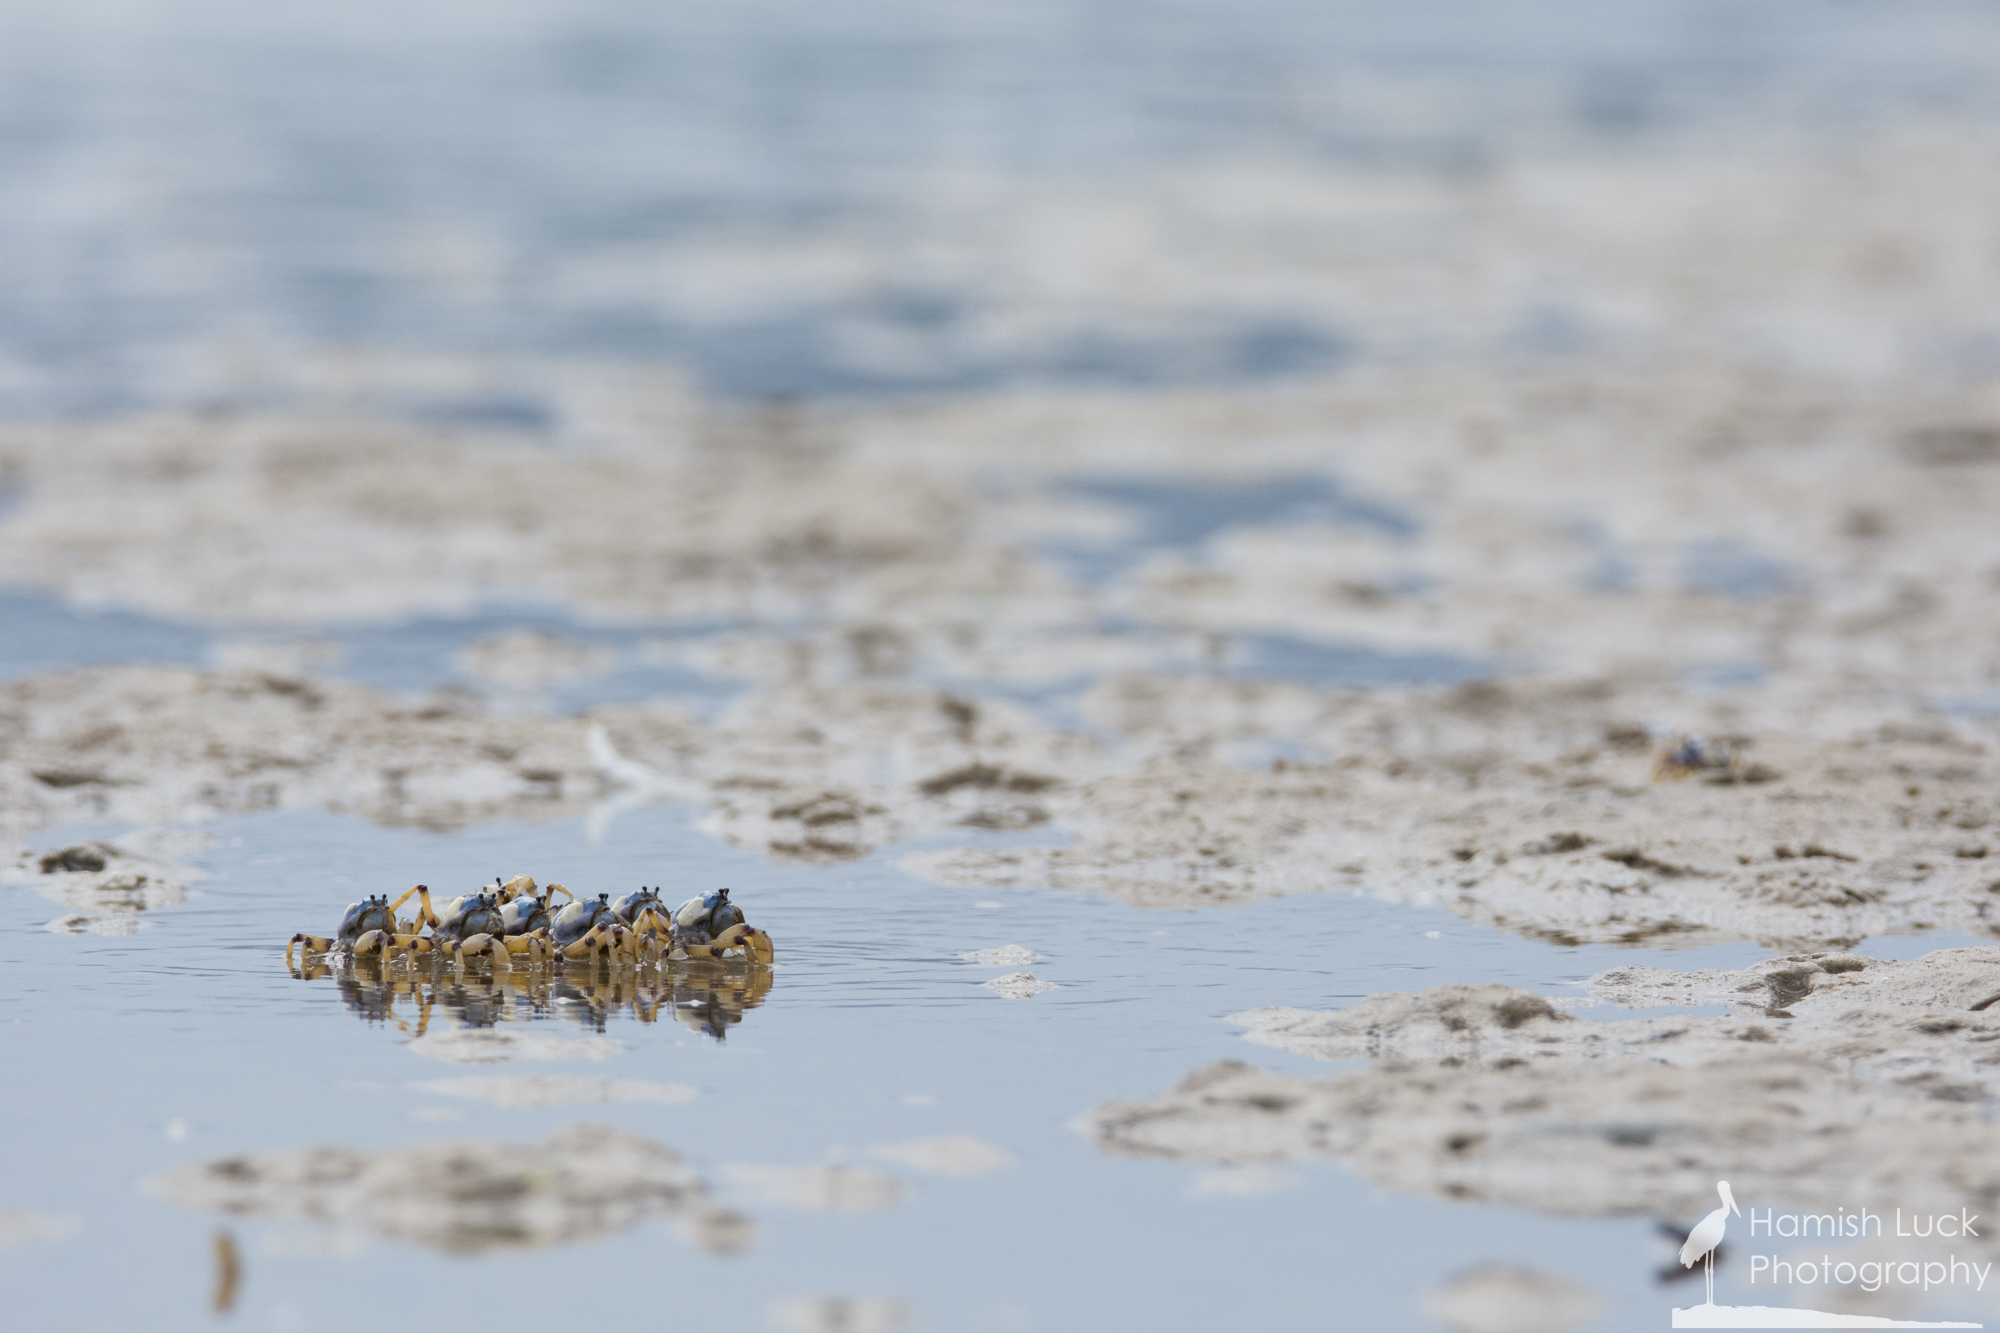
[505,933,554,964]
[558,929,613,962]
[671,940,735,963]
[496,874,537,903]
[630,907,675,936]
[286,934,335,970]
[385,884,428,921]
[396,934,446,960]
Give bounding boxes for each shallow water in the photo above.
[6,801,1990,1330]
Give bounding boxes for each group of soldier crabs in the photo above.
[286,876,774,972]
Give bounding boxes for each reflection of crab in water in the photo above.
[287,875,774,973]
[663,966,771,1041]
[302,952,775,1041]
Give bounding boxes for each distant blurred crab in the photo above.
[1650,735,1776,784]
[287,875,773,971]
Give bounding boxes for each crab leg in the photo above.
[385,884,429,922]
[710,923,775,964]
[500,933,550,964]
[558,923,631,962]
[629,907,676,936]
[286,934,336,970]
[556,933,597,962]
[414,886,444,930]
[396,934,448,960]
[672,939,758,963]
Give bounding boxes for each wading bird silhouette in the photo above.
[1681,1180,1742,1306]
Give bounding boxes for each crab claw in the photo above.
[350,928,393,960]
[712,923,775,965]
[286,932,341,971]
[447,933,510,977]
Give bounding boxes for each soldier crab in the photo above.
[286,887,426,970]
[288,875,566,969]
[668,888,772,963]
[287,875,772,970]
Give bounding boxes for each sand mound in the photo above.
[147,1124,745,1254]
[1086,949,2000,1248]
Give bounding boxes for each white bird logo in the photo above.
[1680,1180,1742,1306]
